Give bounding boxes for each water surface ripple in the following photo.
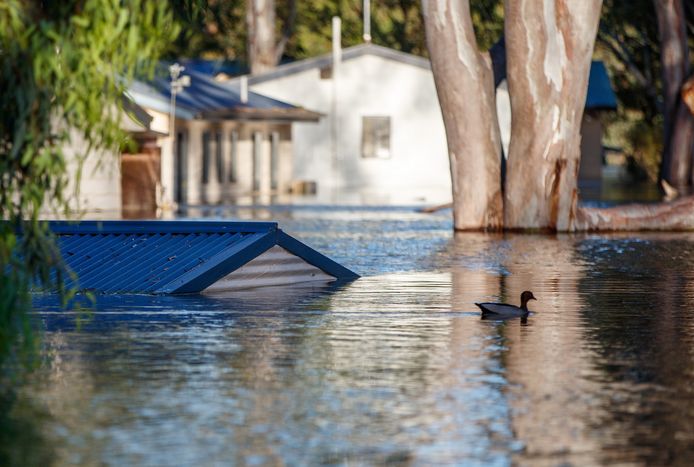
[9,207,694,466]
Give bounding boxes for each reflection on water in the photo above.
[10,207,694,465]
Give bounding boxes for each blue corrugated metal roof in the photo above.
[127,65,321,121]
[48,221,358,294]
[586,61,618,109]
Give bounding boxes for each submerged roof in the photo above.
[127,65,321,122]
[49,221,358,294]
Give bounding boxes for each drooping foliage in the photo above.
[0,0,178,374]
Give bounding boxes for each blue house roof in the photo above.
[49,221,358,294]
[586,61,618,110]
[179,58,247,77]
[127,65,320,122]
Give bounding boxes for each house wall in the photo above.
[61,129,122,218]
[250,54,452,204]
[147,109,174,210]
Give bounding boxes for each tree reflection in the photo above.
[445,231,694,465]
[446,232,603,465]
[576,233,694,464]
[0,387,55,466]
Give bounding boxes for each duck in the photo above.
[475,291,537,319]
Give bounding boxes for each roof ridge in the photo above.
[226,43,431,86]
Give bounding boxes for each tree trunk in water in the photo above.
[503,0,602,231]
[577,195,694,230]
[247,0,277,74]
[655,0,694,188]
[420,0,694,232]
[422,0,503,230]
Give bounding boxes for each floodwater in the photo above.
[7,206,694,466]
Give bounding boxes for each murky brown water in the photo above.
[6,206,694,466]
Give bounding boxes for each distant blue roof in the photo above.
[586,61,618,109]
[179,58,247,77]
[127,65,320,122]
[49,221,358,294]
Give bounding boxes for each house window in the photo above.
[202,131,211,184]
[229,131,238,183]
[361,116,391,159]
[215,131,224,183]
[320,66,333,80]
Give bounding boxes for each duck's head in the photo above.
[520,291,536,310]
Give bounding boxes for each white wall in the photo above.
[61,129,122,218]
[250,54,452,204]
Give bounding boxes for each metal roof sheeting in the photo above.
[48,221,358,294]
[128,66,321,122]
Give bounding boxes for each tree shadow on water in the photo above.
[0,386,55,467]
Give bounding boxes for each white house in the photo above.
[228,44,452,205]
[227,44,617,205]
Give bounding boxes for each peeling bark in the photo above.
[577,196,694,231]
[503,0,602,231]
[422,0,503,230]
[682,75,694,114]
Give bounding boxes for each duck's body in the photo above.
[476,291,536,319]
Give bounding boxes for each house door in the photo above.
[174,130,188,205]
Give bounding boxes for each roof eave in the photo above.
[201,107,323,122]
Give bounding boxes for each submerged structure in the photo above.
[50,220,358,294]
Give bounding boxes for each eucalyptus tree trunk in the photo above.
[503,0,602,230]
[655,0,694,189]
[576,194,694,230]
[422,0,503,230]
[247,0,277,74]
[421,0,694,232]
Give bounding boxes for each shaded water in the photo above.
[8,206,694,466]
